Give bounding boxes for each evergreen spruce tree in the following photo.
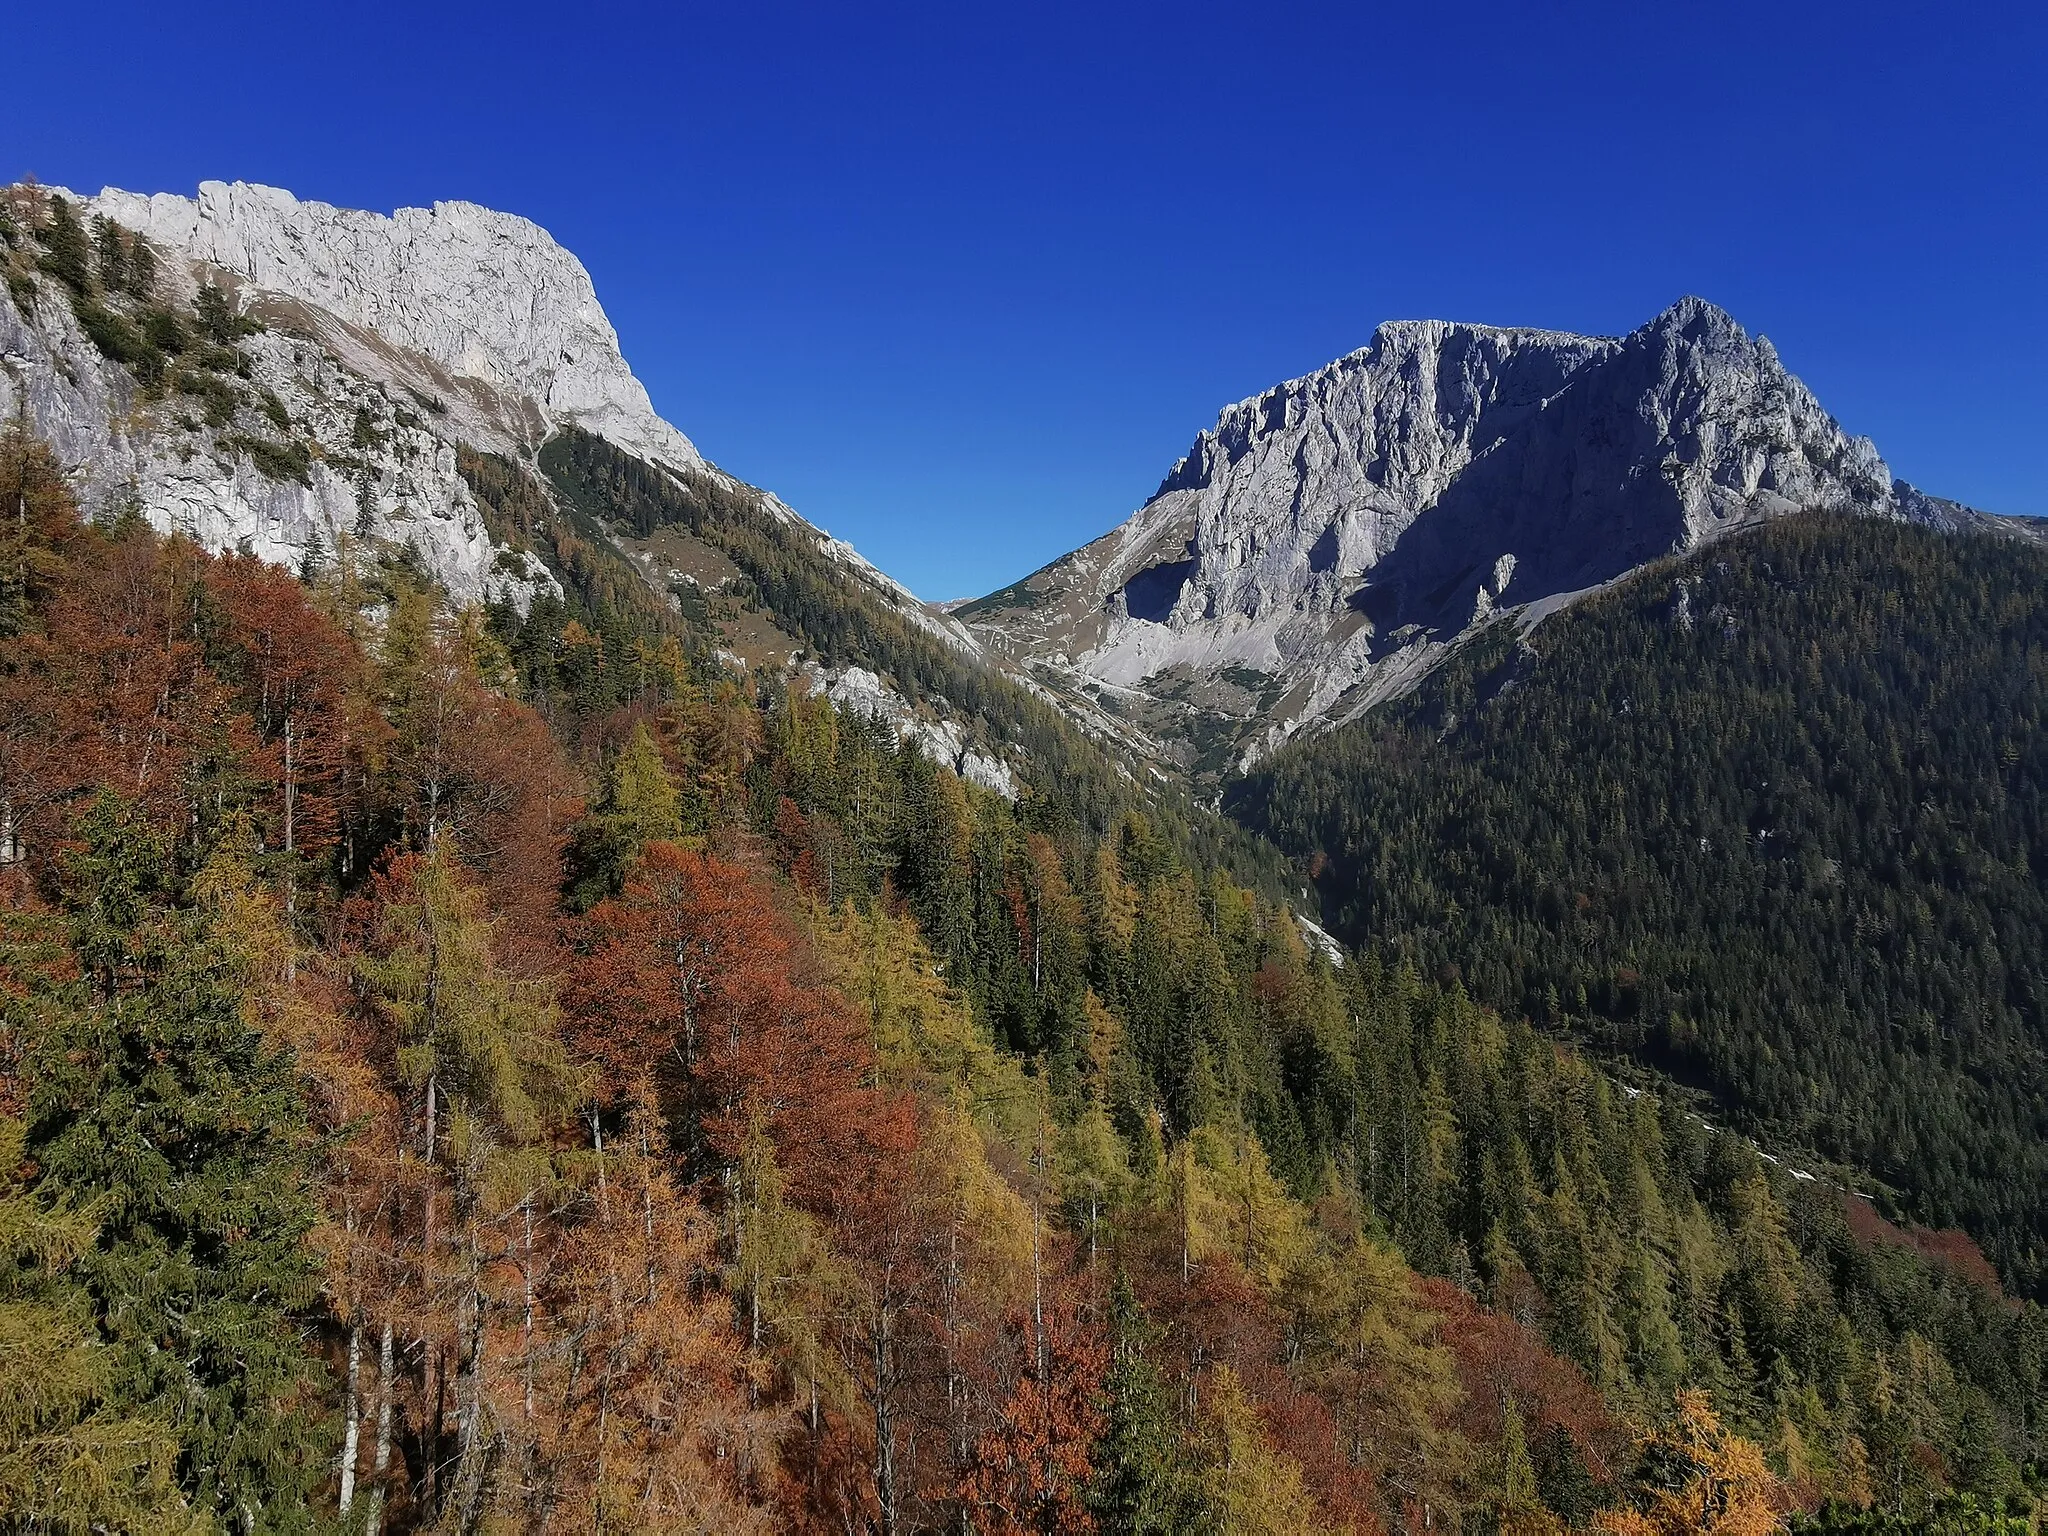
[90,215,127,291]
[1090,1271,1199,1535]
[20,793,331,1530]
[564,721,685,909]
[35,196,92,293]
[0,1115,206,1535]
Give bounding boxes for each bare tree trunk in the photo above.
[425,1346,447,1514]
[1178,1141,1192,1288]
[873,1305,897,1536]
[283,717,297,983]
[640,1120,658,1305]
[945,1225,971,1536]
[421,1076,438,1266]
[452,1264,490,1533]
[522,1194,536,1425]
[366,1317,395,1536]
[338,1315,362,1515]
[339,1197,363,1516]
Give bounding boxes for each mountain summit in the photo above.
[0,179,1071,794]
[91,181,702,469]
[960,298,2003,780]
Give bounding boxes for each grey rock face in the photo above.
[0,261,545,607]
[2,178,1017,792]
[1,178,714,605]
[0,180,908,622]
[88,182,698,469]
[964,297,1985,774]
[805,664,1017,799]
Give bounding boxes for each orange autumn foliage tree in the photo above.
[563,840,946,1531]
[13,417,2039,1534]
[340,842,774,1531]
[519,1097,772,1531]
[959,1275,1108,1535]
[201,551,373,888]
[1595,1390,1787,1536]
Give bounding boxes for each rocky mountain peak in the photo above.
[961,297,1986,782]
[1,177,1007,788]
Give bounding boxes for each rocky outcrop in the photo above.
[0,254,546,607]
[0,180,923,622]
[963,297,1994,776]
[805,665,1017,798]
[1,178,1026,793]
[87,182,698,469]
[0,177,713,605]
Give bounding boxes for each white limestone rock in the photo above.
[6,174,1006,756]
[85,181,698,470]
[0,268,547,608]
[807,665,1018,799]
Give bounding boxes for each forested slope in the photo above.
[1229,512,2048,1300]
[3,426,2043,1531]
[475,423,1296,898]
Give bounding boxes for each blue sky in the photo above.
[9,1,2043,598]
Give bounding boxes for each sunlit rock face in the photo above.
[964,297,1984,775]
[1,178,712,607]
[88,181,700,471]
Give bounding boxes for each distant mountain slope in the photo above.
[963,298,2003,784]
[1227,511,2048,1294]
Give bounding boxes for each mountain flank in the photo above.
[2,177,2045,1531]
[1230,510,2048,1295]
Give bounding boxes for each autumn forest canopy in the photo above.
[2,417,2045,1535]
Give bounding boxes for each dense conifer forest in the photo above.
[1230,514,2048,1305]
[3,422,2044,1531]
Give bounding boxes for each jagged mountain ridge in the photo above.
[961,297,2011,781]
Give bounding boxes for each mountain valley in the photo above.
[3,177,2046,1533]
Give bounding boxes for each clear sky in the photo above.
[8,1,2043,599]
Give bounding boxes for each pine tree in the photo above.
[0,419,77,644]
[353,839,574,1528]
[564,721,684,908]
[1189,1365,1318,1536]
[1595,1389,1785,1536]
[0,1115,206,1535]
[35,196,92,293]
[608,722,681,841]
[90,216,126,291]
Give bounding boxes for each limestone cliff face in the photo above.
[0,178,1005,782]
[87,182,698,469]
[0,232,542,607]
[0,178,713,605]
[963,298,1987,776]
